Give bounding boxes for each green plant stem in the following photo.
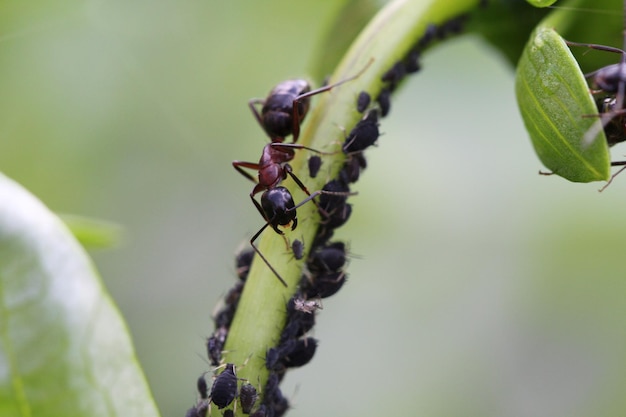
[216,0,482,415]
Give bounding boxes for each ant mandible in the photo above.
[233,60,372,286]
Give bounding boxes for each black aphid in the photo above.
[342,110,380,153]
[279,308,315,343]
[197,375,208,400]
[308,155,322,178]
[239,383,259,414]
[404,49,422,74]
[266,339,297,371]
[184,401,208,417]
[207,326,228,367]
[210,364,238,409]
[318,180,351,215]
[339,152,367,184]
[235,247,255,281]
[283,337,318,368]
[418,23,438,49]
[356,91,371,113]
[381,61,406,90]
[291,239,304,260]
[222,410,234,417]
[377,88,391,117]
[306,271,347,299]
[308,242,346,274]
[250,405,267,417]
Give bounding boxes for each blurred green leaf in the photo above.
[469,0,550,66]
[60,214,125,250]
[0,173,160,417]
[309,0,384,81]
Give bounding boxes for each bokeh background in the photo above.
[2,1,626,416]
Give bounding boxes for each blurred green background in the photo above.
[2,1,626,416]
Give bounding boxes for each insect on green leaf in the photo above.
[516,26,610,182]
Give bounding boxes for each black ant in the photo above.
[233,62,371,286]
[565,1,626,188]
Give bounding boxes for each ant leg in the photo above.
[233,161,261,184]
[291,58,374,142]
[283,165,357,218]
[250,194,283,234]
[250,222,288,287]
[600,161,626,192]
[270,142,337,156]
[249,98,278,141]
[566,40,626,56]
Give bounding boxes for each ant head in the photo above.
[261,187,297,230]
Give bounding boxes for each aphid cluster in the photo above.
[185,8,477,417]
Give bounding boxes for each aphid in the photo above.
[439,14,468,37]
[185,401,208,417]
[210,364,239,409]
[339,152,367,184]
[291,238,304,260]
[306,271,347,299]
[222,410,234,417]
[377,87,391,117]
[249,405,267,417]
[342,109,380,153]
[292,297,323,314]
[266,339,297,371]
[356,91,371,113]
[283,298,316,339]
[239,383,259,414]
[404,49,422,74]
[316,180,355,229]
[269,388,290,417]
[235,247,255,281]
[308,242,346,274]
[206,326,228,366]
[417,23,438,49]
[197,374,209,400]
[283,337,318,368]
[264,373,280,399]
[381,61,406,90]
[307,155,322,178]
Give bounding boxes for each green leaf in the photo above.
[516,26,610,182]
[0,173,160,417]
[60,214,125,250]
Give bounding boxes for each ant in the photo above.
[233,61,372,286]
[565,1,626,188]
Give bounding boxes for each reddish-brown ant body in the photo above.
[233,62,371,286]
